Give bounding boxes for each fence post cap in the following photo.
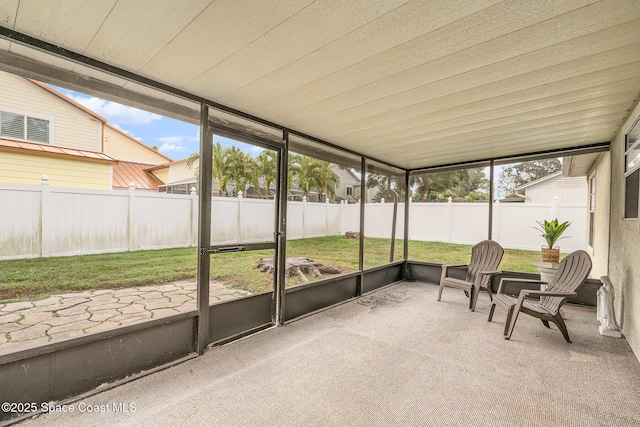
[129,182,136,190]
[190,186,197,196]
[41,174,49,185]
[238,190,243,199]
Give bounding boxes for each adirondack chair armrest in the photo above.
[440,264,468,277]
[473,270,502,288]
[441,263,467,269]
[478,269,501,276]
[496,277,547,294]
[519,289,577,299]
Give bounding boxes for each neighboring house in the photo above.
[513,171,588,205]
[0,71,172,190]
[103,124,172,190]
[153,158,199,194]
[330,164,360,203]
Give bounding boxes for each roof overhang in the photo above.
[0,138,115,164]
[1,1,639,170]
[562,152,603,176]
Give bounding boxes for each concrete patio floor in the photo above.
[15,281,640,427]
[0,281,249,355]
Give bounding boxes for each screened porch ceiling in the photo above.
[1,0,640,170]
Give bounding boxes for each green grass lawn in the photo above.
[0,237,544,302]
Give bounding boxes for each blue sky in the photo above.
[52,86,261,161]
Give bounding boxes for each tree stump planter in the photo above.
[256,257,341,283]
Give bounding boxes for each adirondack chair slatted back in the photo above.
[466,240,504,287]
[541,250,592,313]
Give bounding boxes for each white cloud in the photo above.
[159,142,190,152]
[158,136,186,144]
[67,94,163,126]
[156,134,199,153]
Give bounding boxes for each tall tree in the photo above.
[186,142,227,195]
[288,154,340,201]
[255,150,277,198]
[315,161,339,202]
[224,146,259,196]
[370,176,406,203]
[289,154,323,200]
[410,168,488,202]
[497,158,561,198]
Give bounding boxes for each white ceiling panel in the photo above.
[255,0,607,119]
[0,0,18,27]
[0,0,639,169]
[325,62,640,139]
[287,9,639,129]
[219,0,504,107]
[84,0,213,71]
[12,0,116,53]
[184,0,411,98]
[141,0,314,86]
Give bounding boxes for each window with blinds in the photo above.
[0,111,50,143]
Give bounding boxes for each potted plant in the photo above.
[535,218,571,263]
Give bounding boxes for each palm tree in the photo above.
[222,146,261,196]
[289,154,324,201]
[224,146,247,195]
[315,161,339,202]
[255,150,277,198]
[186,142,227,195]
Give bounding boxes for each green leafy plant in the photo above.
[535,218,571,249]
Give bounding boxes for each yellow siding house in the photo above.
[0,70,173,190]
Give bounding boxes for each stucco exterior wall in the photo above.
[103,126,169,164]
[0,72,102,151]
[588,152,610,279]
[609,101,640,362]
[0,151,111,189]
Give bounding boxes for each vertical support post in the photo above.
[493,200,501,243]
[358,157,366,295]
[190,186,198,247]
[301,196,307,239]
[196,103,212,355]
[446,197,453,243]
[40,175,50,257]
[389,190,398,263]
[488,160,495,240]
[325,197,329,237]
[275,131,289,326]
[237,190,243,243]
[128,182,135,251]
[404,170,410,270]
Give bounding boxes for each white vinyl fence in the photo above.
[0,182,586,260]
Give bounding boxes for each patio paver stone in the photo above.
[0,280,251,355]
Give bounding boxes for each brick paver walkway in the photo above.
[0,281,250,355]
